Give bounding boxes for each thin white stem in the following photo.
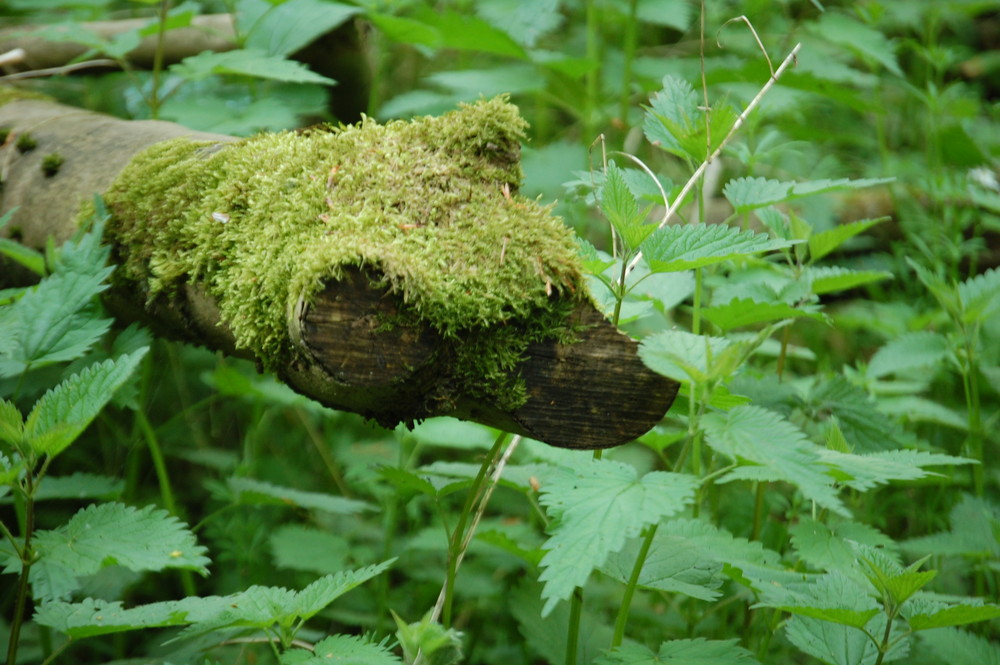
[624,42,802,278]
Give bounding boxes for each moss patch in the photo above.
[101,97,589,411]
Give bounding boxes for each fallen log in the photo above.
[0,91,678,449]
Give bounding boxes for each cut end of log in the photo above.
[289,268,678,449]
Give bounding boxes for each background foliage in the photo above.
[2,0,1000,664]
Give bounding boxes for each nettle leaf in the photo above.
[701,297,822,332]
[754,571,880,629]
[475,0,563,49]
[786,612,907,665]
[245,0,360,57]
[24,349,148,457]
[907,603,1000,631]
[411,7,528,58]
[176,560,394,641]
[0,270,114,378]
[0,236,44,275]
[641,224,796,273]
[811,12,902,76]
[643,76,700,158]
[803,376,909,452]
[601,532,723,601]
[0,399,23,446]
[282,634,402,665]
[920,627,1000,665]
[809,218,887,263]
[639,330,736,384]
[820,449,974,492]
[19,503,209,603]
[804,266,892,295]
[867,331,948,379]
[658,518,783,580]
[171,49,336,85]
[597,638,758,665]
[957,266,1000,323]
[577,238,616,275]
[228,477,373,514]
[723,176,894,214]
[602,161,656,251]
[538,460,697,616]
[29,473,124,502]
[702,406,847,516]
[34,596,214,638]
[857,547,935,608]
[791,518,896,573]
[902,494,1000,559]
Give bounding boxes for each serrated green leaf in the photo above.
[809,218,888,263]
[811,12,902,76]
[641,224,795,273]
[24,349,147,457]
[786,613,907,665]
[703,406,847,516]
[805,266,893,295]
[602,162,655,251]
[15,503,209,603]
[0,237,45,275]
[597,638,758,665]
[34,596,212,639]
[0,270,114,377]
[636,0,693,31]
[245,0,360,57]
[819,449,974,492]
[791,518,895,572]
[701,297,821,332]
[643,76,700,158]
[639,330,732,383]
[903,495,1000,559]
[228,477,373,514]
[28,473,124,502]
[602,532,723,601]
[957,266,1000,323]
[803,376,909,452]
[859,554,936,608]
[269,525,348,575]
[412,7,527,58]
[723,176,894,214]
[907,604,1000,631]
[171,49,336,85]
[0,399,23,446]
[919,627,1000,665]
[293,560,395,619]
[866,331,948,379]
[577,238,616,274]
[538,460,697,616]
[475,0,562,49]
[754,571,880,629]
[378,466,440,498]
[282,634,402,665]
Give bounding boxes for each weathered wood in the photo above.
[0,95,678,449]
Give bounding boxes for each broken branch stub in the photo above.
[0,92,678,449]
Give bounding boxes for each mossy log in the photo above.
[0,95,678,449]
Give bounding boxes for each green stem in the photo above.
[6,477,36,665]
[147,0,171,118]
[441,432,508,626]
[610,523,658,648]
[566,588,583,665]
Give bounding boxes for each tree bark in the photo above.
[0,96,678,449]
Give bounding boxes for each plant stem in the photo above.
[566,588,583,665]
[619,0,639,125]
[6,477,36,665]
[441,432,508,627]
[610,523,658,648]
[147,0,171,119]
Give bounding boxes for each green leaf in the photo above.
[808,218,888,263]
[907,604,1000,631]
[902,494,1000,559]
[957,266,1000,323]
[701,297,821,332]
[393,611,463,665]
[803,376,909,452]
[723,177,894,214]
[282,634,402,665]
[639,330,733,384]
[754,571,880,629]
[791,518,896,572]
[597,638,758,664]
[28,473,124,502]
[643,76,700,158]
[786,613,907,665]
[269,525,349,575]
[858,550,936,608]
[34,596,211,639]
[919,627,1000,665]
[538,460,697,616]
[0,271,114,377]
[601,532,723,601]
[406,417,498,450]
[0,237,45,276]
[368,13,442,48]
[171,49,336,85]
[820,449,974,492]
[636,0,693,32]
[228,477,373,514]
[0,399,23,446]
[24,349,147,457]
[811,12,902,76]
[13,502,210,603]
[412,7,527,58]
[805,266,893,295]
[866,331,949,379]
[602,162,655,251]
[703,406,847,516]
[641,224,796,273]
[245,0,360,56]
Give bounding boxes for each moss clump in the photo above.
[41,152,63,177]
[101,96,589,411]
[15,132,36,152]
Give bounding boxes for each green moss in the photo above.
[41,152,63,177]
[15,132,36,152]
[0,85,52,107]
[100,96,590,412]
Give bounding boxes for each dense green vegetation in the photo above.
[2,1,999,663]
